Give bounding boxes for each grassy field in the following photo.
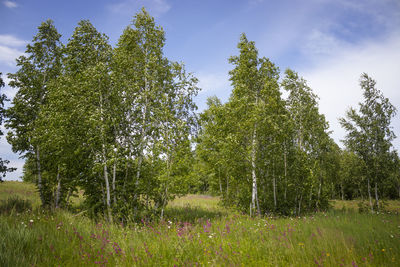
[1,182,400,266]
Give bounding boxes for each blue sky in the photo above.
[1,0,400,180]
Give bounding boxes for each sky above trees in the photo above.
[1,0,400,180]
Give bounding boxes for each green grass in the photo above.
[0,181,40,207]
[1,181,400,266]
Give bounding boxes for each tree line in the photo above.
[1,9,398,220]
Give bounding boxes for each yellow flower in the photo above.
[382,249,385,252]
[326,253,330,257]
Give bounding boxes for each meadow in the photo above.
[1,181,400,266]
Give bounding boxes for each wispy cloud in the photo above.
[108,0,171,18]
[3,1,18,9]
[0,34,26,66]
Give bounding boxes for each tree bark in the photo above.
[250,125,260,216]
[284,146,287,202]
[367,178,373,211]
[112,161,117,206]
[55,165,61,209]
[100,92,112,223]
[341,182,344,200]
[103,148,112,223]
[298,193,303,215]
[36,147,45,206]
[273,162,277,210]
[374,182,380,211]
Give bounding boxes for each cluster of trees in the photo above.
[5,9,198,222]
[194,43,399,215]
[339,74,399,210]
[3,9,399,219]
[195,34,337,215]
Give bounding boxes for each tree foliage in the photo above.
[3,12,399,220]
[340,73,398,210]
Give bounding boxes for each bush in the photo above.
[0,196,32,214]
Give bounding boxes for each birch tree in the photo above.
[112,8,199,220]
[6,20,62,205]
[340,73,397,211]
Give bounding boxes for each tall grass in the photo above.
[0,182,399,266]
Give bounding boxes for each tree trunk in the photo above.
[374,182,380,211]
[283,147,287,202]
[55,165,61,209]
[219,176,223,195]
[250,125,260,216]
[35,147,45,206]
[273,163,277,210]
[341,182,344,200]
[100,182,106,218]
[112,161,117,206]
[226,176,229,196]
[103,149,113,223]
[136,51,150,193]
[317,177,322,210]
[298,193,303,215]
[100,92,112,223]
[367,178,373,211]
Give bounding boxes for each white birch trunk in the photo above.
[100,92,112,223]
[250,126,260,216]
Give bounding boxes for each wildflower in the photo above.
[326,253,330,257]
[382,249,385,252]
[30,219,33,223]
[298,242,305,247]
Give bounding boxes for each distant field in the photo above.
[1,181,400,266]
[0,181,40,206]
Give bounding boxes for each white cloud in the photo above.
[3,1,18,9]
[108,0,171,17]
[194,71,231,111]
[0,35,26,66]
[197,72,230,94]
[300,32,400,150]
[0,45,23,66]
[302,29,349,57]
[0,34,27,47]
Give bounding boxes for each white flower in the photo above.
[29,219,33,223]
